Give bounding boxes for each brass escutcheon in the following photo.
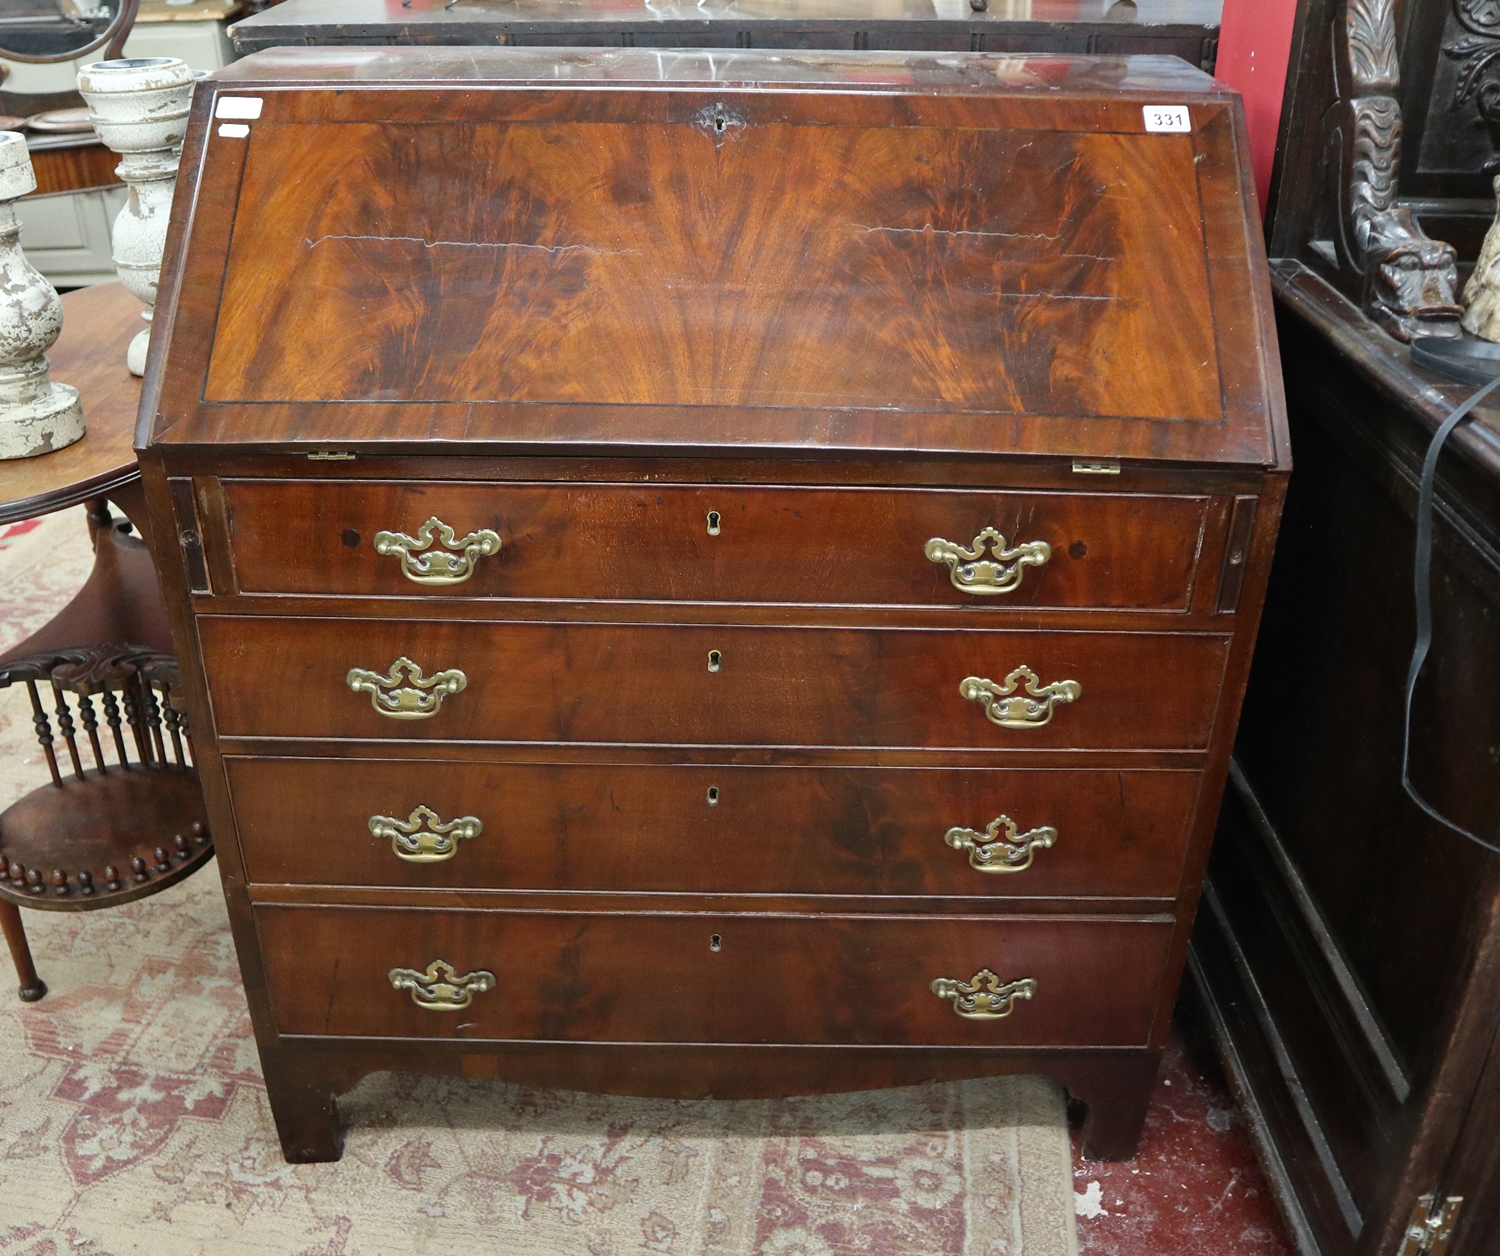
[370,805,483,863]
[930,969,1038,1019]
[925,527,1050,595]
[373,516,501,585]
[945,815,1057,873]
[960,665,1080,729]
[388,959,496,1010]
[346,656,467,720]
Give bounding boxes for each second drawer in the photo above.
[227,758,1203,898]
[199,617,1231,750]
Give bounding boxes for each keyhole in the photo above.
[707,510,721,536]
[710,934,722,951]
[714,111,727,134]
[707,650,722,672]
[706,786,720,806]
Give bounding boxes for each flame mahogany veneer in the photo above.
[137,46,1288,1164]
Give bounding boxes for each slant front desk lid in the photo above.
[142,47,1285,467]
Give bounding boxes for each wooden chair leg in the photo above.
[0,900,45,1002]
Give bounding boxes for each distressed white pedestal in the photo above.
[76,56,195,376]
[0,135,85,460]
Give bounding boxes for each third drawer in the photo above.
[226,757,1203,898]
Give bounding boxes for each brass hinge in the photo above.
[1071,460,1120,475]
[1395,1195,1463,1256]
[307,451,356,461]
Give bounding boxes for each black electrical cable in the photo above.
[1401,370,1500,854]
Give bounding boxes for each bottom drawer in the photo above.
[256,906,1173,1048]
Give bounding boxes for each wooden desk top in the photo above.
[0,282,143,525]
[230,0,1222,57]
[233,0,1222,24]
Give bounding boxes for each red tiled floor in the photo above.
[1071,1001,1299,1256]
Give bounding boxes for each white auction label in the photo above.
[217,123,250,138]
[1142,105,1191,133]
[215,96,263,120]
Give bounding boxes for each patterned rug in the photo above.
[0,510,1079,1256]
[0,507,99,807]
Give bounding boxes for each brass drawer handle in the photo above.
[388,959,496,1010]
[373,516,501,586]
[370,805,483,863]
[945,815,1057,873]
[925,527,1049,595]
[346,656,467,720]
[931,969,1038,1019]
[960,665,1080,729]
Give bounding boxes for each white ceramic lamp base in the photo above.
[127,323,150,377]
[0,370,84,460]
[0,133,85,460]
[77,57,195,378]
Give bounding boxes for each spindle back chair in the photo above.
[0,644,211,1001]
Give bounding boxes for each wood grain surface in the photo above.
[220,479,1213,610]
[0,282,143,523]
[255,904,1173,1046]
[197,616,1230,749]
[29,141,122,197]
[206,123,1218,421]
[143,49,1287,467]
[205,120,1218,420]
[225,756,1203,899]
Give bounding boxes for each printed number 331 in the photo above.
[1143,105,1191,133]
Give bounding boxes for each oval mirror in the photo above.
[0,0,136,65]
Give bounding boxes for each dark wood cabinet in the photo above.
[1184,0,1500,1249]
[1190,263,1500,1256]
[138,46,1285,1164]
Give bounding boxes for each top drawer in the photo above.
[219,480,1213,610]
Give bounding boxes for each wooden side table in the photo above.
[0,282,210,1002]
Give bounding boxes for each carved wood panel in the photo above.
[1420,0,1500,183]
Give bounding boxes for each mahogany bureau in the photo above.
[136,46,1288,1164]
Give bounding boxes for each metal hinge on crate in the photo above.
[1394,1195,1463,1256]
